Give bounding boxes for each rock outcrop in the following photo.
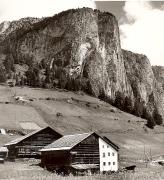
[123,50,163,116]
[0,18,40,40]
[0,8,132,98]
[0,8,163,121]
[152,66,164,110]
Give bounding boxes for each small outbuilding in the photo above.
[5,126,62,160]
[40,132,119,172]
[0,146,8,162]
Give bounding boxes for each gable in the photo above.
[73,133,99,147]
[17,127,61,145]
[5,126,62,146]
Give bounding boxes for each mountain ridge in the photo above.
[0,7,163,126]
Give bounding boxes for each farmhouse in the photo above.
[5,126,62,160]
[40,132,119,172]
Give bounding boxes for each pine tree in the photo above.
[124,96,133,113]
[153,107,163,125]
[146,117,156,129]
[114,91,125,111]
[133,98,144,117]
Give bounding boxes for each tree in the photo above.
[98,91,114,106]
[133,98,144,117]
[153,107,163,125]
[114,91,125,111]
[124,96,133,113]
[142,107,156,129]
[146,117,156,129]
[142,107,151,119]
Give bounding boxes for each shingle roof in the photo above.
[40,132,92,151]
[40,132,119,152]
[5,126,61,146]
[102,136,119,151]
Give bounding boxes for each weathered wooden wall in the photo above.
[41,133,100,170]
[71,134,100,165]
[7,127,61,159]
[41,151,71,168]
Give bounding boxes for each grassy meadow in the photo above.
[0,85,163,179]
[0,161,163,180]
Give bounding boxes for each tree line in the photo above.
[99,91,163,129]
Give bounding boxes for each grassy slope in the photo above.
[0,85,164,165]
[0,161,163,180]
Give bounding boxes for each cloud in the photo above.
[120,1,164,66]
[0,0,96,22]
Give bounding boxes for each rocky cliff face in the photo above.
[0,8,163,120]
[123,50,163,116]
[0,18,40,40]
[152,66,164,110]
[0,8,132,98]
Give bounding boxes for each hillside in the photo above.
[0,7,163,168]
[0,84,163,166]
[0,8,163,124]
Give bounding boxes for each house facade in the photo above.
[40,132,119,172]
[5,126,62,160]
[99,138,118,171]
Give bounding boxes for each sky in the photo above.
[0,0,164,66]
[96,1,164,66]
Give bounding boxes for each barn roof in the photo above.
[40,132,91,151]
[5,126,61,146]
[40,132,119,152]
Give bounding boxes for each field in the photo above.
[0,161,163,180]
[0,84,163,179]
[6,85,164,162]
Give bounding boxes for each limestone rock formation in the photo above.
[123,50,163,117]
[0,8,132,98]
[152,66,164,110]
[0,8,163,121]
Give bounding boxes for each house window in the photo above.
[107,145,109,148]
[113,162,115,165]
[102,145,104,148]
[108,152,110,156]
[103,153,105,157]
[108,162,111,165]
[112,152,115,156]
[103,162,106,166]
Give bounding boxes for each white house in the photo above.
[99,137,118,171]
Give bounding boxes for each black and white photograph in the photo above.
[0,0,163,179]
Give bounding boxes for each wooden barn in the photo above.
[5,126,62,160]
[40,132,119,172]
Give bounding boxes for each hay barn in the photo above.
[40,132,119,172]
[5,126,62,160]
